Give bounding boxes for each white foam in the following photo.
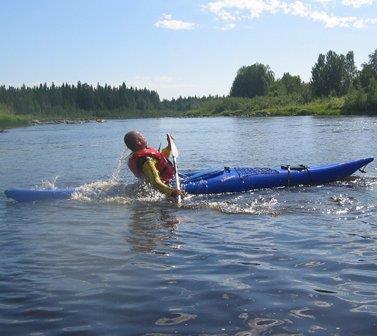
[71,179,124,202]
[184,195,279,215]
[39,176,59,190]
[71,148,135,203]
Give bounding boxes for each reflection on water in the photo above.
[127,205,180,253]
[0,116,376,335]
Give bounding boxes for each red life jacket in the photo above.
[128,147,175,182]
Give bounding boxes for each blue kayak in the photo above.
[4,188,75,202]
[182,157,374,194]
[4,158,374,202]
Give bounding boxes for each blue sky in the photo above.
[1,0,376,99]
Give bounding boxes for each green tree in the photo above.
[280,73,303,94]
[358,64,375,89]
[343,80,377,115]
[311,50,356,97]
[343,51,357,92]
[368,49,377,77]
[311,54,328,96]
[355,49,377,90]
[230,63,274,98]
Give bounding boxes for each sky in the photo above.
[1,0,376,99]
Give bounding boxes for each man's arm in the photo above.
[141,158,175,196]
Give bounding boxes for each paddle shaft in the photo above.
[172,156,182,204]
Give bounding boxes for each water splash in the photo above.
[330,194,354,206]
[179,175,376,216]
[39,176,59,190]
[133,182,166,203]
[206,196,278,215]
[110,148,129,182]
[71,179,128,202]
[337,175,377,189]
[183,194,280,215]
[71,148,131,202]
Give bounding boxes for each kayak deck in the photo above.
[182,157,374,194]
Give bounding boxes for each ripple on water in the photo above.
[289,308,315,320]
[234,318,285,336]
[1,118,376,335]
[155,313,197,326]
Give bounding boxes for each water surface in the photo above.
[0,116,376,335]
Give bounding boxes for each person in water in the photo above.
[124,130,182,198]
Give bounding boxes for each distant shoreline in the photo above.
[1,113,374,132]
[3,93,377,131]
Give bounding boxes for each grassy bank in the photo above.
[184,96,344,117]
[0,105,32,130]
[0,105,184,130]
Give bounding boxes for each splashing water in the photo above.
[71,179,126,202]
[71,174,376,215]
[70,148,168,204]
[71,148,131,202]
[110,147,129,182]
[71,179,167,204]
[39,176,60,190]
[181,193,280,215]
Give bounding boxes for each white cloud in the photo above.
[342,0,374,8]
[203,0,377,28]
[154,14,196,30]
[221,23,236,30]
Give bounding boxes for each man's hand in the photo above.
[170,188,183,199]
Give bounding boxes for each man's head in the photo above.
[124,130,148,151]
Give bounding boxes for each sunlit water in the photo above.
[0,116,376,335]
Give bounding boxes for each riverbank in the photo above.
[183,96,344,117]
[0,114,108,130]
[0,95,364,131]
[0,105,32,130]
[0,104,181,130]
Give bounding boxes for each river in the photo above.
[0,116,376,335]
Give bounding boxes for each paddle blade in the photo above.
[168,134,179,158]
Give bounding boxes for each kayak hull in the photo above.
[4,188,75,202]
[4,158,374,202]
[182,157,374,194]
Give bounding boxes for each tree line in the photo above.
[229,49,377,114]
[0,49,376,117]
[0,82,160,116]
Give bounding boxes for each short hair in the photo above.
[124,131,140,151]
